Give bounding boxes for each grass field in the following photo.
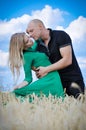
[0,91,86,130]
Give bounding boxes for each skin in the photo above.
[26,21,72,78]
[24,34,34,48]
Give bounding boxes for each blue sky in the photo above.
[0,0,86,90]
[0,0,86,20]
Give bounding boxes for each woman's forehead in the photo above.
[24,35,29,42]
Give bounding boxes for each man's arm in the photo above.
[36,45,72,78]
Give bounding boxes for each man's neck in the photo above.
[43,29,50,46]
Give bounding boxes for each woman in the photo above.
[9,32,64,98]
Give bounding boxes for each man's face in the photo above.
[26,22,41,40]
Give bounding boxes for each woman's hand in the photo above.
[13,81,28,90]
[14,86,19,90]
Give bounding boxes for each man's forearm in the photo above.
[46,58,72,73]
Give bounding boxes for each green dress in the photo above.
[13,42,64,98]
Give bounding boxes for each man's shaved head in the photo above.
[28,19,45,27]
[26,19,47,40]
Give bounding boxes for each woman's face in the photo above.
[24,35,34,48]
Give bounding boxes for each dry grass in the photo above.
[0,92,86,130]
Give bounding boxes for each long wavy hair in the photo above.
[8,32,28,80]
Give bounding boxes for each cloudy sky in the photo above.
[0,0,86,91]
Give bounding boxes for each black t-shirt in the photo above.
[36,29,84,85]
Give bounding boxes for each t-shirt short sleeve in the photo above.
[57,31,72,48]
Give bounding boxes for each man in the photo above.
[26,19,85,98]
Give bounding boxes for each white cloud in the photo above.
[66,16,86,43]
[0,50,8,66]
[0,5,86,87]
[77,57,86,69]
[0,6,86,43]
[77,56,86,84]
[0,5,67,41]
[31,5,66,28]
[56,16,86,43]
[0,14,31,41]
[0,6,86,73]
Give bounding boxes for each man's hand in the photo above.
[36,66,48,78]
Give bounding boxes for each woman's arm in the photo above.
[14,51,33,90]
[14,81,28,90]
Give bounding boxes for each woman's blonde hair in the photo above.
[8,32,27,80]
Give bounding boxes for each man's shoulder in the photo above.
[53,30,67,35]
[49,28,67,36]
[48,28,65,32]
